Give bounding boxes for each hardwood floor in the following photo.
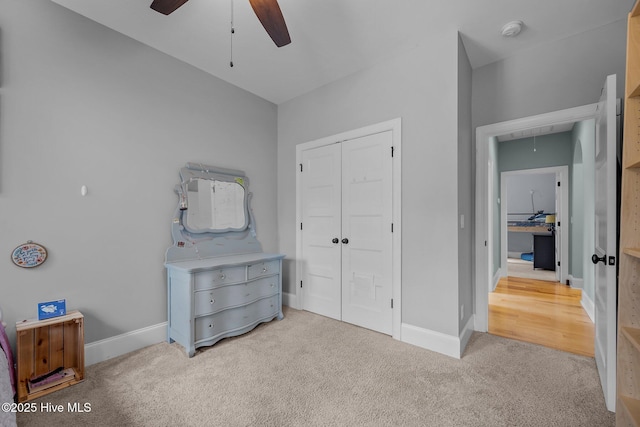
[488,276,595,357]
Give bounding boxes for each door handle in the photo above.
[332,238,339,244]
[591,254,606,265]
[342,238,349,244]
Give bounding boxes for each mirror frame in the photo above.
[178,163,250,234]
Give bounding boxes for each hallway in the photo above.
[488,276,594,357]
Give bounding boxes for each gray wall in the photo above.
[472,19,627,129]
[571,119,596,299]
[1,0,278,348]
[475,16,627,284]
[278,31,465,337]
[457,36,473,332]
[498,133,573,173]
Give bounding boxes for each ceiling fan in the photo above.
[149,0,291,47]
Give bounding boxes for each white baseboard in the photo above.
[492,268,502,291]
[401,320,472,359]
[282,291,300,310]
[86,294,300,366]
[459,315,475,356]
[85,322,167,366]
[568,275,584,289]
[581,291,595,323]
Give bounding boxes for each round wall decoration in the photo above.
[11,241,48,268]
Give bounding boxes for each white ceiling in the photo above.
[50,0,635,105]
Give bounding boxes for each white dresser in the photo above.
[165,164,285,357]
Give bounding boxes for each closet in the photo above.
[617,2,640,424]
[298,130,394,335]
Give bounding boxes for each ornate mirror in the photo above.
[184,178,248,232]
[178,164,249,234]
[166,163,261,263]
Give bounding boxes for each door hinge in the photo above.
[391,146,394,157]
[557,181,561,187]
[608,256,616,266]
[300,280,303,288]
[300,222,303,230]
[557,222,560,227]
[391,299,393,309]
[485,240,487,247]
[557,261,560,267]
[391,223,394,233]
[300,163,303,172]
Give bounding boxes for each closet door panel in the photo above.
[301,144,342,320]
[341,131,393,335]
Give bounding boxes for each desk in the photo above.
[533,233,555,271]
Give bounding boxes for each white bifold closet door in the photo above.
[301,131,393,335]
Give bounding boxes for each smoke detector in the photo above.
[501,21,523,37]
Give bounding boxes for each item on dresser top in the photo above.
[165,163,285,357]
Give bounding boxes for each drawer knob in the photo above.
[209,324,214,328]
[270,283,274,288]
[210,299,215,305]
[219,274,226,280]
[262,267,268,273]
[245,293,251,297]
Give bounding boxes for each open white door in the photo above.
[592,74,617,412]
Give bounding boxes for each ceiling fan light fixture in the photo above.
[501,20,523,38]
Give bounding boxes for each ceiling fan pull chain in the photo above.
[229,0,235,67]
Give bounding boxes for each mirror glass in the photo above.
[184,178,247,232]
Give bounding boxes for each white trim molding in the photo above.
[581,289,595,323]
[282,292,299,310]
[85,322,167,366]
[295,118,402,340]
[401,315,475,359]
[475,103,598,332]
[492,268,502,292]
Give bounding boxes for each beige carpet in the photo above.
[18,307,613,427]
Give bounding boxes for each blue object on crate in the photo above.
[38,299,66,320]
[521,252,534,262]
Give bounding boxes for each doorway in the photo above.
[474,103,598,332]
[501,166,568,284]
[295,118,402,339]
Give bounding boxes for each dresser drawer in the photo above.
[248,276,279,300]
[194,295,279,342]
[194,277,279,316]
[247,260,280,280]
[194,266,245,291]
[194,285,244,316]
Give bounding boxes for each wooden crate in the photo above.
[15,310,84,402]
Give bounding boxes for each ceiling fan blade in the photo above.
[150,0,189,15]
[248,0,291,47]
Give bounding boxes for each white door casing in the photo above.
[474,75,618,412]
[296,118,402,339]
[499,167,568,283]
[475,103,598,331]
[593,73,617,412]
